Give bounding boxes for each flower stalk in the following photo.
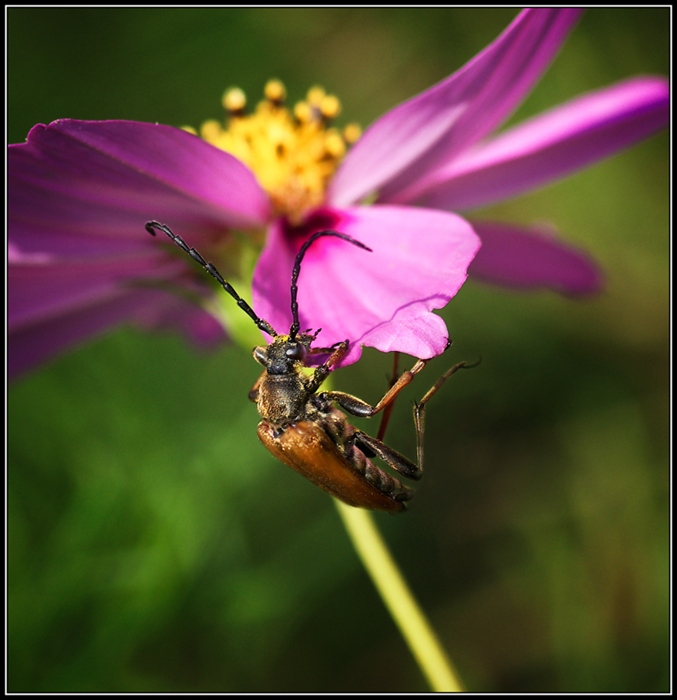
[335,501,464,692]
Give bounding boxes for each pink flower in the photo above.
[8,8,668,379]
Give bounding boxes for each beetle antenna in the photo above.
[146,221,278,338]
[289,230,371,340]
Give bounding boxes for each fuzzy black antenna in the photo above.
[146,220,278,338]
[289,230,372,341]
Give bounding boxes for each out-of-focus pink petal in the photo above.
[129,290,226,347]
[8,119,270,261]
[330,8,581,208]
[8,286,225,381]
[7,118,264,379]
[252,206,481,365]
[416,77,670,211]
[8,253,180,332]
[468,221,603,295]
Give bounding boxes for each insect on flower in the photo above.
[146,220,472,513]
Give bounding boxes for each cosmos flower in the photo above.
[8,8,669,379]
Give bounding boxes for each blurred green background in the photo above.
[7,8,669,693]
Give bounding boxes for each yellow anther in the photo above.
[343,123,362,144]
[306,86,326,106]
[200,119,225,142]
[222,87,247,114]
[264,79,286,104]
[324,131,346,158]
[181,125,198,135]
[320,94,341,120]
[294,101,313,124]
[197,81,360,224]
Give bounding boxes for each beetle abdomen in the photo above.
[257,420,412,513]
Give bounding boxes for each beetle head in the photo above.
[253,333,316,375]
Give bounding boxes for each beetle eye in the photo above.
[286,343,306,361]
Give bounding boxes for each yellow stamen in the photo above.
[293,101,313,124]
[343,123,362,145]
[306,86,326,106]
[264,79,286,105]
[320,94,341,121]
[222,87,247,115]
[195,80,360,224]
[200,119,224,142]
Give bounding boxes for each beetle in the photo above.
[146,220,471,513]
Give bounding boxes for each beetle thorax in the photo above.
[252,337,313,424]
[256,372,309,424]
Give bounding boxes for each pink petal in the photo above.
[330,8,581,208]
[252,206,481,365]
[468,221,603,295]
[9,119,270,261]
[8,286,225,381]
[8,118,264,378]
[8,253,180,332]
[130,290,226,347]
[416,77,670,212]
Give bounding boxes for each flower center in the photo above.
[192,80,360,225]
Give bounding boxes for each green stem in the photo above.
[335,501,465,692]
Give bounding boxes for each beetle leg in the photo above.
[413,360,473,470]
[323,357,476,476]
[369,358,428,412]
[305,340,349,393]
[307,340,345,356]
[352,430,421,480]
[320,358,429,419]
[377,352,401,441]
[302,341,347,368]
[318,391,372,417]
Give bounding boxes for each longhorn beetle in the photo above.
[146,220,471,513]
